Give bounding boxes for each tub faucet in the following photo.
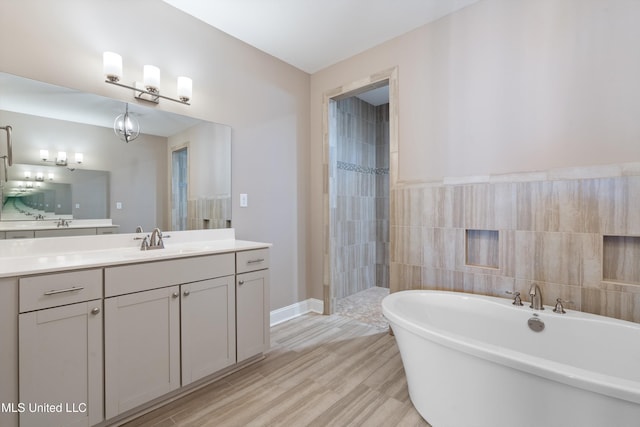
[529,284,544,310]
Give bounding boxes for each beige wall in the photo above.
[310,0,640,300]
[0,0,310,310]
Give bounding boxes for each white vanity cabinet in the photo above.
[18,269,104,427]
[181,276,236,385]
[5,230,35,239]
[103,253,235,419]
[104,285,181,419]
[236,249,270,362]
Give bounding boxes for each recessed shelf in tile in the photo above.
[603,235,640,285]
[466,229,499,269]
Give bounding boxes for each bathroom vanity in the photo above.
[0,229,270,427]
[0,219,118,239]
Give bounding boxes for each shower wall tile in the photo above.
[332,97,390,296]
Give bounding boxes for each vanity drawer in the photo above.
[105,253,235,297]
[19,269,102,313]
[236,248,270,274]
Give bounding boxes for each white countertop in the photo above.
[0,219,117,232]
[0,229,271,278]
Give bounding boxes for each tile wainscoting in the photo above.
[391,163,640,323]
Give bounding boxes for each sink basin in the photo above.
[119,247,202,259]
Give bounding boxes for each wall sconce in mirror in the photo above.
[103,51,192,105]
[40,149,83,171]
[114,103,140,143]
[22,171,54,182]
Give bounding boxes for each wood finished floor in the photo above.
[122,313,431,427]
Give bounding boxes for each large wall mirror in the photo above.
[0,72,231,233]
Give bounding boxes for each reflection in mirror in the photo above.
[2,164,108,220]
[0,72,231,232]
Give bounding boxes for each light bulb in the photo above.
[103,52,122,82]
[177,76,192,102]
[143,65,160,93]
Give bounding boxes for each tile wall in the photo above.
[391,165,640,323]
[332,97,389,299]
[187,196,231,230]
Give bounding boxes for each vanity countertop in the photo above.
[0,229,270,278]
[0,219,117,232]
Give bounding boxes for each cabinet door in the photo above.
[236,270,270,362]
[19,301,103,427]
[181,276,235,385]
[104,286,180,419]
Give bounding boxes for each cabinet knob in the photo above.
[172,292,179,298]
[91,307,101,315]
[238,280,245,285]
[183,290,190,296]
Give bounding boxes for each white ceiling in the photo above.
[162,0,481,74]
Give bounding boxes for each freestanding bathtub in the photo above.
[382,290,640,427]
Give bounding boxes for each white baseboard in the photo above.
[270,298,324,327]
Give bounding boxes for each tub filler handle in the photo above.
[505,290,523,306]
[553,298,574,314]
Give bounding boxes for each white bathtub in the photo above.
[382,290,640,427]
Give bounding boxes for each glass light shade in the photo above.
[24,171,31,179]
[48,173,54,180]
[103,52,123,82]
[75,153,83,163]
[40,149,49,161]
[57,151,67,163]
[114,105,140,143]
[143,65,160,93]
[36,172,44,181]
[177,76,192,102]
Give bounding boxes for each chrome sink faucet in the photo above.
[135,227,170,250]
[149,228,165,249]
[529,284,544,310]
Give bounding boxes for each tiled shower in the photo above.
[332,96,390,299]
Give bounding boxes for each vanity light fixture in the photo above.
[40,149,83,170]
[24,171,31,180]
[103,51,192,105]
[36,172,45,182]
[114,103,140,143]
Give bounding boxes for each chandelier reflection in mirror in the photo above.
[114,103,140,143]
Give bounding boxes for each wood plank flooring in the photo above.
[122,313,430,427]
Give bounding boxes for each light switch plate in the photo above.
[240,193,248,208]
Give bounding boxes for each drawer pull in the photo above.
[247,258,265,264]
[238,280,245,285]
[183,290,190,296]
[43,286,84,296]
[91,307,101,315]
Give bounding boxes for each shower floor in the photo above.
[334,286,390,330]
